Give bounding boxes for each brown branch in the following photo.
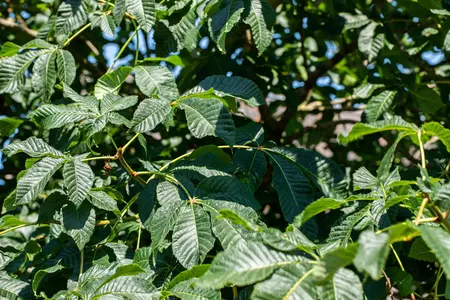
[0,17,38,37]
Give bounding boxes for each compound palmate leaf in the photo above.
[180,97,235,146]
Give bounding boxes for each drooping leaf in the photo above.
[326,206,371,246]
[358,22,384,62]
[91,13,116,37]
[94,276,159,299]
[134,65,179,100]
[353,167,379,191]
[94,66,132,100]
[180,97,235,146]
[235,122,265,145]
[339,13,371,30]
[3,136,64,158]
[63,158,94,208]
[198,242,303,289]
[377,133,408,178]
[208,0,245,53]
[264,150,314,222]
[125,0,156,32]
[149,201,183,251]
[131,98,171,132]
[243,0,276,55]
[313,244,358,282]
[0,275,33,300]
[62,201,96,249]
[338,116,418,144]
[409,238,437,262]
[365,90,397,123]
[0,118,23,137]
[353,231,390,279]
[56,49,76,85]
[233,149,267,191]
[16,157,65,205]
[170,9,198,51]
[353,82,385,99]
[251,264,317,300]
[172,204,215,269]
[32,51,57,102]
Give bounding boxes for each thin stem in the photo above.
[121,132,140,154]
[415,197,429,224]
[108,130,118,150]
[430,205,450,232]
[232,286,238,299]
[78,249,84,286]
[107,26,141,72]
[414,216,439,224]
[117,149,146,186]
[165,174,193,200]
[390,244,405,271]
[136,221,142,250]
[433,266,444,300]
[63,23,91,47]
[82,155,117,162]
[418,130,427,176]
[0,223,31,236]
[132,19,140,66]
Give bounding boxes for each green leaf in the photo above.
[317,268,364,300]
[353,167,378,190]
[3,136,64,158]
[94,66,132,100]
[409,86,445,114]
[88,190,119,211]
[326,206,370,246]
[358,22,384,62]
[0,49,49,94]
[94,276,159,299]
[365,90,397,123]
[420,226,450,279]
[208,0,245,53]
[313,244,358,282]
[134,65,179,100]
[235,122,265,145]
[16,157,64,205]
[131,98,171,132]
[251,264,317,300]
[172,204,215,269]
[409,238,436,262]
[149,201,183,251]
[31,50,57,100]
[0,42,21,57]
[338,116,418,144]
[56,49,76,85]
[100,94,138,114]
[261,227,316,253]
[156,180,186,206]
[170,278,221,300]
[167,265,210,290]
[0,275,33,300]
[32,104,93,129]
[417,0,442,9]
[62,202,96,249]
[353,231,390,279]
[201,199,259,248]
[196,176,261,209]
[293,195,376,226]
[444,29,450,52]
[180,97,235,146]
[32,264,65,294]
[91,13,116,37]
[422,122,450,153]
[243,0,276,55]
[55,0,89,35]
[0,118,23,137]
[125,0,156,32]
[63,159,94,208]
[170,9,199,51]
[264,150,314,222]
[339,13,371,30]
[198,242,303,289]
[113,0,126,25]
[353,82,385,99]
[233,149,267,191]
[377,132,407,178]
[137,55,185,67]
[186,75,265,107]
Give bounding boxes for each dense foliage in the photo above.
[1,0,450,299]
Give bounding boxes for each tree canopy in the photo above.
[1,0,450,299]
